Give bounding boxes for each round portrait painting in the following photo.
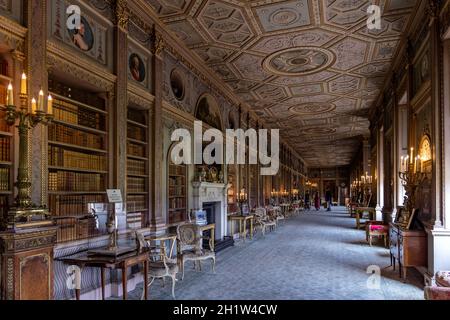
[129,53,146,83]
[68,16,94,52]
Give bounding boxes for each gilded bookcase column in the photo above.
[150,27,164,231]
[26,0,48,206]
[112,0,129,194]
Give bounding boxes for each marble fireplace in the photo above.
[192,182,230,241]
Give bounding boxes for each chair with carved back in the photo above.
[272,205,285,225]
[176,223,215,281]
[254,207,276,236]
[355,193,375,229]
[135,231,179,299]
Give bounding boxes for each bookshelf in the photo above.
[126,107,149,229]
[168,159,187,225]
[0,55,13,226]
[48,79,108,243]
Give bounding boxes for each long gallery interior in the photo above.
[0,0,450,301]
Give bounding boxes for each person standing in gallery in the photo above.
[325,187,332,211]
[304,190,310,210]
[314,191,320,211]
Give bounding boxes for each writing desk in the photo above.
[58,248,149,300]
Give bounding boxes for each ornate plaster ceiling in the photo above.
[146,0,417,167]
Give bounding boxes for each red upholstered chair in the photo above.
[424,271,450,300]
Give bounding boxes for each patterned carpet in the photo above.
[126,207,424,300]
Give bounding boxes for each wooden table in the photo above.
[58,248,149,300]
[199,223,215,251]
[228,215,254,241]
[389,222,427,279]
[355,207,375,229]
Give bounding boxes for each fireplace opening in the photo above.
[202,201,234,252]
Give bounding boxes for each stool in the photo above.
[366,222,388,247]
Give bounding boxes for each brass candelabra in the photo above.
[1,78,53,228]
[398,163,427,214]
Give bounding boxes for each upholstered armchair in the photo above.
[254,207,276,236]
[272,206,285,225]
[176,223,215,281]
[425,271,450,300]
[136,231,179,299]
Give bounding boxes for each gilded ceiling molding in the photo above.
[114,0,129,30]
[46,41,116,90]
[150,28,164,57]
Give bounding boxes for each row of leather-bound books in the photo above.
[169,164,185,176]
[54,216,97,243]
[127,142,145,158]
[48,194,105,216]
[126,195,148,212]
[0,167,9,191]
[127,158,146,176]
[48,170,105,192]
[169,197,185,209]
[0,110,10,132]
[127,176,146,193]
[53,99,105,131]
[127,125,146,141]
[48,145,107,171]
[49,123,105,150]
[0,136,10,162]
[49,194,105,242]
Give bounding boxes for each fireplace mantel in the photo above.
[192,182,231,240]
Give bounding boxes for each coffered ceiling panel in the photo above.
[152,0,418,167]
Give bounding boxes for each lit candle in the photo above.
[38,89,44,111]
[47,95,53,114]
[6,83,13,105]
[414,156,417,173]
[410,148,414,164]
[417,155,421,173]
[31,98,37,114]
[20,73,27,95]
[405,156,409,170]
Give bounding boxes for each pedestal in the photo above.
[0,224,57,300]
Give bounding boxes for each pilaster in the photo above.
[149,26,164,231]
[27,0,48,206]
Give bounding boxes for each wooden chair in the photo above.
[254,207,276,236]
[272,206,285,225]
[176,223,215,281]
[136,231,179,299]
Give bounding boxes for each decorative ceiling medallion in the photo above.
[262,47,335,76]
[300,127,337,135]
[270,8,300,26]
[289,103,336,115]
